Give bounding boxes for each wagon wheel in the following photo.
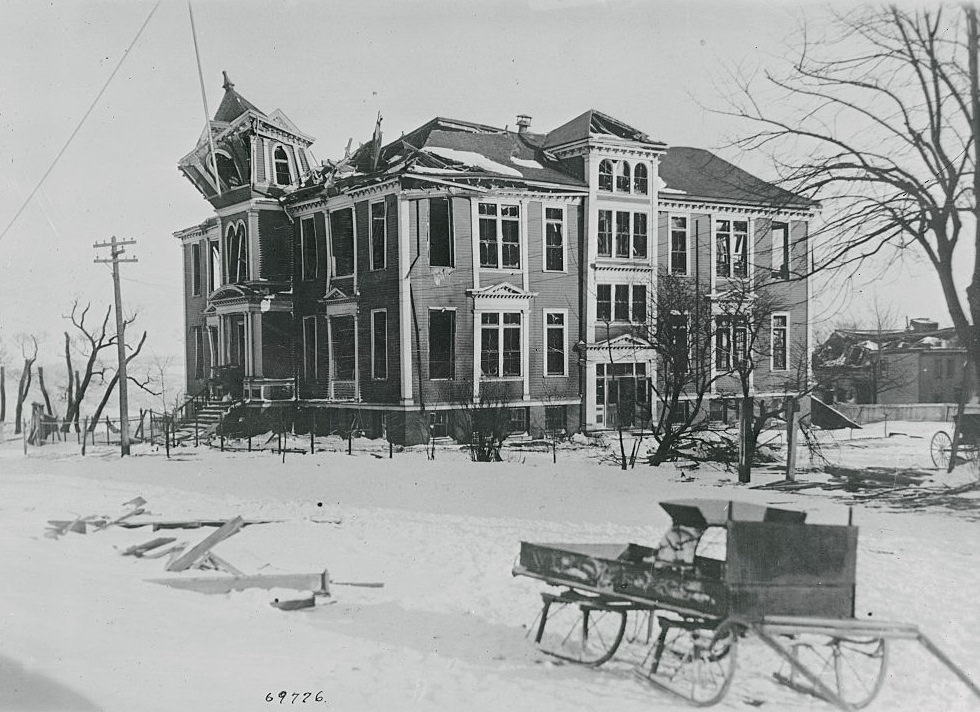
[532,594,628,666]
[637,619,739,707]
[776,636,888,710]
[931,430,953,469]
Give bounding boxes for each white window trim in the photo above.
[370,308,387,380]
[272,143,294,186]
[480,311,524,379]
[302,315,318,381]
[615,160,632,194]
[191,242,203,296]
[714,217,750,280]
[429,307,457,381]
[478,201,522,271]
[597,282,648,324]
[429,196,455,268]
[369,199,387,271]
[633,162,650,196]
[543,308,568,377]
[771,221,790,280]
[668,212,692,277]
[327,206,357,278]
[771,312,791,372]
[542,205,566,273]
[223,219,248,283]
[602,210,649,261]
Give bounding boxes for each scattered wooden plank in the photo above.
[826,465,928,487]
[271,594,316,611]
[141,543,186,560]
[199,552,244,577]
[117,519,276,531]
[166,516,244,572]
[122,537,177,557]
[147,571,329,595]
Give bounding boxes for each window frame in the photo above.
[329,207,356,277]
[428,308,456,381]
[616,161,631,193]
[771,221,790,280]
[300,216,320,281]
[273,145,292,186]
[666,311,690,374]
[330,315,356,381]
[191,242,202,296]
[223,221,248,284]
[771,312,790,372]
[544,309,568,377]
[598,160,614,192]
[480,312,523,378]
[633,163,649,195]
[597,209,613,258]
[371,309,387,380]
[369,200,387,271]
[543,206,565,272]
[193,326,205,380]
[478,202,521,270]
[669,214,690,276]
[597,283,647,324]
[715,218,749,279]
[302,315,318,381]
[429,197,455,268]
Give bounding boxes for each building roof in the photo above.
[659,147,812,209]
[813,324,964,371]
[213,71,266,123]
[542,109,666,150]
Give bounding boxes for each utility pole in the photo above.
[94,236,138,456]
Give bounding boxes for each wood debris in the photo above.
[165,516,244,572]
[122,537,177,557]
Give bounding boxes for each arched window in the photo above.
[224,222,249,283]
[616,161,631,192]
[633,163,648,194]
[598,160,613,192]
[274,146,292,185]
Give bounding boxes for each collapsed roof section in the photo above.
[814,324,963,370]
[541,108,666,151]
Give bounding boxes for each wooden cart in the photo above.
[513,499,980,710]
[930,408,980,470]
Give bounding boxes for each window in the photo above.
[771,222,789,280]
[545,311,566,376]
[479,203,521,269]
[481,312,521,377]
[633,213,648,259]
[370,201,386,271]
[300,216,322,281]
[633,163,648,194]
[716,219,748,278]
[191,243,202,296]
[274,146,292,185]
[193,326,205,380]
[371,310,387,379]
[428,310,455,379]
[597,210,613,258]
[632,284,647,323]
[303,316,318,380]
[615,211,630,258]
[429,411,450,438]
[597,284,612,321]
[544,207,564,271]
[715,316,747,370]
[598,160,614,192]
[329,208,355,277]
[616,161,631,192]
[771,314,789,371]
[429,197,454,267]
[666,312,689,373]
[670,216,688,275]
[331,316,356,380]
[508,407,528,435]
[545,405,567,433]
[207,240,220,291]
[215,152,242,188]
[223,222,248,283]
[599,284,646,322]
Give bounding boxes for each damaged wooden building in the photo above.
[174,75,813,444]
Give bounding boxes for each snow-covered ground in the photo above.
[1,423,978,712]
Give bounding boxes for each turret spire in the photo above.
[222,70,234,91]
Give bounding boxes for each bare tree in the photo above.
[13,336,38,434]
[723,5,980,384]
[453,380,515,462]
[87,330,152,431]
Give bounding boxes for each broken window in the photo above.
[429,197,454,267]
[616,161,631,192]
[216,152,242,188]
[303,316,318,380]
[598,160,614,192]
[372,310,387,380]
[479,203,520,269]
[331,316,356,380]
[771,314,789,371]
[771,222,789,280]
[223,223,248,283]
[545,311,566,376]
[632,212,648,259]
[633,163,648,194]
[208,240,220,291]
[670,216,688,275]
[371,201,386,270]
[597,210,613,258]
[716,219,748,278]
[597,284,612,321]
[615,211,630,258]
[545,207,564,271]
[330,208,355,277]
[274,146,291,185]
[429,309,455,380]
[300,216,321,281]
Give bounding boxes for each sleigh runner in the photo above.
[512,499,980,710]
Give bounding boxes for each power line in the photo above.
[0,0,162,244]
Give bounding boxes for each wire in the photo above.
[0,0,162,244]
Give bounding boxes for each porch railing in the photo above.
[244,377,296,402]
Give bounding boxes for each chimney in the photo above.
[516,114,532,134]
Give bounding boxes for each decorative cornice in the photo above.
[659,198,815,220]
[592,262,655,273]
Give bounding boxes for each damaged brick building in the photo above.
[174,75,813,444]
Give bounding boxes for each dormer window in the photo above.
[274,146,292,185]
[633,163,648,194]
[598,160,614,192]
[616,161,631,192]
[215,152,242,188]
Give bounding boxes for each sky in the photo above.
[0,0,962,378]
